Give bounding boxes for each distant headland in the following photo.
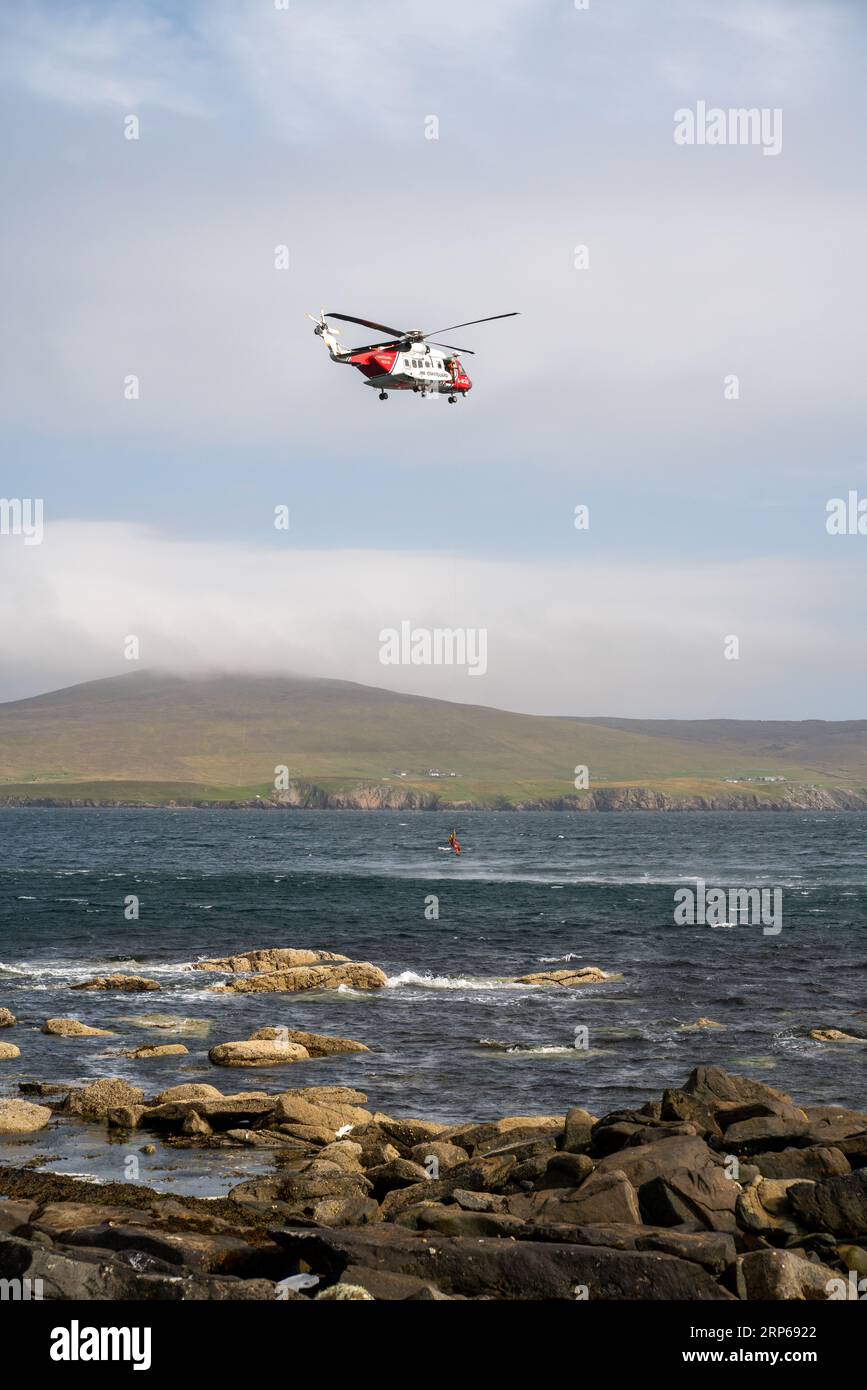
[1,671,865,811]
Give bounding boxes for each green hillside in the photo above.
[0,671,865,807]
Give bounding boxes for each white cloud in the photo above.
[0,521,862,716]
[2,0,850,130]
[0,4,222,116]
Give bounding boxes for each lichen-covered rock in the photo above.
[208,1040,310,1067]
[217,962,387,994]
[787,1169,867,1239]
[562,1107,597,1152]
[752,1146,850,1181]
[682,1066,791,1112]
[274,1094,373,1134]
[0,1042,21,1060]
[514,967,607,987]
[192,947,350,974]
[409,1140,469,1171]
[0,1099,52,1133]
[280,1086,368,1106]
[71,975,161,993]
[154,1083,224,1104]
[42,1018,115,1037]
[0,1009,17,1028]
[248,1028,368,1057]
[443,1115,563,1154]
[122,1044,189,1059]
[62,1078,146,1121]
[521,1169,640,1224]
[737,1249,838,1300]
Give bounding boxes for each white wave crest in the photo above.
[386,970,527,992]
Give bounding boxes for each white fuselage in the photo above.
[382,347,451,390]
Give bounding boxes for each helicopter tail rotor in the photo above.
[306,309,346,359]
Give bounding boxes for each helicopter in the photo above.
[306,309,519,402]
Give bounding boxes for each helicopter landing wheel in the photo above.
[448,395,457,404]
[379,391,388,401]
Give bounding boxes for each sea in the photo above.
[0,808,865,1193]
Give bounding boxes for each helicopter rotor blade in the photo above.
[424,312,519,337]
[429,341,475,355]
[344,338,405,355]
[326,312,408,338]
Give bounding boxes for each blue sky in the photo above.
[1,0,865,715]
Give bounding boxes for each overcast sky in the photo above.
[1,0,865,715]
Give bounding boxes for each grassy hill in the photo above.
[0,671,865,808]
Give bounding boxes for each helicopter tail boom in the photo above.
[306,310,349,361]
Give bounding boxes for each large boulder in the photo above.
[154,1083,224,1104]
[635,1229,737,1278]
[514,967,607,988]
[400,1205,526,1239]
[409,1140,468,1171]
[722,1114,810,1153]
[269,1225,732,1300]
[192,947,349,973]
[248,1027,368,1057]
[0,1009,17,1028]
[800,1110,867,1157]
[638,1168,741,1233]
[375,1118,449,1149]
[365,1159,431,1198]
[140,1095,275,1132]
[57,1223,260,1275]
[62,1079,146,1121]
[595,1134,718,1188]
[535,1152,595,1189]
[808,1028,865,1044]
[562,1107,596,1153]
[787,1170,867,1239]
[752,1147,851,1181]
[317,1140,365,1173]
[216,962,387,994]
[0,1099,52,1133]
[42,1018,115,1037]
[273,1094,374,1134]
[0,1230,276,1301]
[71,975,161,993]
[660,1089,723,1139]
[442,1115,563,1155]
[0,1042,20,1060]
[681,1066,791,1113]
[736,1179,806,1237]
[512,1170,641,1226]
[280,1085,368,1107]
[208,1040,310,1067]
[737,1249,838,1300]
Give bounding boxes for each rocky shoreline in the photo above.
[1,783,865,811]
[1,1062,866,1301]
[3,947,866,1300]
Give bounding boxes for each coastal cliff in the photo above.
[2,781,865,811]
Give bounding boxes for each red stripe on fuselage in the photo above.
[349,349,398,378]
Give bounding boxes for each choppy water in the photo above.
[0,808,865,1192]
